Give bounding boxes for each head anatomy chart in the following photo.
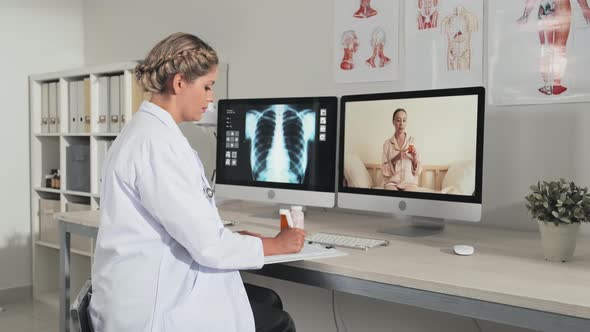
[245,105,315,184]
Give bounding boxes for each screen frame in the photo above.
[338,87,485,205]
[215,96,338,206]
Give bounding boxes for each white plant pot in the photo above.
[537,220,580,262]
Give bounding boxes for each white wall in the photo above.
[83,0,589,233]
[82,0,587,331]
[0,0,84,291]
[345,95,478,165]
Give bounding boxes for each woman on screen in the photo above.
[381,108,422,191]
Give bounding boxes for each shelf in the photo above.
[34,133,61,137]
[35,240,93,257]
[34,187,61,194]
[63,190,92,197]
[29,61,138,81]
[63,133,92,137]
[92,132,119,137]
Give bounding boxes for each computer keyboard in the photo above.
[221,219,239,226]
[306,232,389,250]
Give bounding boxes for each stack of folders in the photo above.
[40,81,61,133]
[96,75,126,133]
[41,76,147,134]
[94,74,147,133]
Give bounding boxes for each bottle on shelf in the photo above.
[45,174,53,188]
[50,169,58,188]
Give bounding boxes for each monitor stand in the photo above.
[378,216,445,237]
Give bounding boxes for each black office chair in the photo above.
[70,279,94,332]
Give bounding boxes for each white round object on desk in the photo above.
[453,244,474,256]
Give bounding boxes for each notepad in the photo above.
[264,243,348,265]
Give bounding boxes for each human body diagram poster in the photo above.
[405,0,484,90]
[334,0,400,83]
[489,0,590,105]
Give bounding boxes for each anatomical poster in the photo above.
[405,0,484,90]
[334,0,400,83]
[489,0,590,105]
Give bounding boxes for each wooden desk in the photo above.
[56,202,590,332]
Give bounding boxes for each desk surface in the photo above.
[56,201,590,321]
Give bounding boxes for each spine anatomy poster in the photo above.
[489,0,590,105]
[405,0,484,90]
[334,0,400,83]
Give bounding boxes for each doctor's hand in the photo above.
[261,228,306,256]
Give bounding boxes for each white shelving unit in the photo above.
[29,62,229,308]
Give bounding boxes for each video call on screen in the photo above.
[342,94,478,196]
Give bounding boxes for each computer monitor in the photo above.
[338,87,485,235]
[215,96,338,208]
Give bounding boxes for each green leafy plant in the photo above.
[525,179,590,226]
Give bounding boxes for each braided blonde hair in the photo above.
[134,32,218,93]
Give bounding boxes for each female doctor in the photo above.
[89,32,305,332]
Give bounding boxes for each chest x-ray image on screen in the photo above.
[245,105,315,184]
[216,97,337,208]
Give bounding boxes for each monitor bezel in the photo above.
[215,96,338,194]
[338,87,485,205]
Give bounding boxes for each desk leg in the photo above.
[59,221,71,332]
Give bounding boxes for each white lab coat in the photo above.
[89,101,264,332]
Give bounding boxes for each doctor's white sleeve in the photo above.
[136,140,264,270]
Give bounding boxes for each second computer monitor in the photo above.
[338,87,485,222]
[215,97,338,208]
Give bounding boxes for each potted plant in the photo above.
[525,179,590,262]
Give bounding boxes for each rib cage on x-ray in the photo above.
[245,105,316,184]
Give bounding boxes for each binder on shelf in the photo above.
[66,144,90,192]
[68,81,78,133]
[41,83,49,133]
[109,76,120,133]
[56,82,61,133]
[84,78,91,133]
[119,74,126,129]
[77,80,85,133]
[48,82,57,133]
[131,76,149,114]
[97,77,109,133]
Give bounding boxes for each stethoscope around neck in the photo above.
[201,172,215,199]
[203,186,214,199]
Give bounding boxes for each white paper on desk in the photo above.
[264,243,348,265]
